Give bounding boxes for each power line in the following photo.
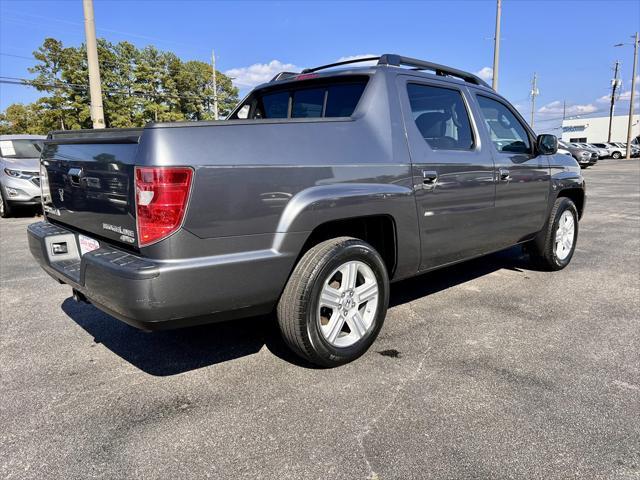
[0,10,204,51]
[0,76,227,101]
[0,52,226,81]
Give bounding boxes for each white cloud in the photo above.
[618,88,639,101]
[538,100,598,116]
[475,67,493,82]
[224,60,300,88]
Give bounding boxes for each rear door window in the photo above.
[406,83,475,150]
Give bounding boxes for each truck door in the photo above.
[472,93,550,246]
[398,76,496,270]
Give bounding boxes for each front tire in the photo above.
[611,151,621,159]
[527,197,579,271]
[277,237,389,367]
[0,190,12,218]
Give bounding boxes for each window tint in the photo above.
[261,92,289,118]
[325,83,366,117]
[407,83,474,150]
[292,88,324,118]
[476,96,531,153]
[233,77,368,120]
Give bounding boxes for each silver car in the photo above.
[0,134,46,217]
[580,143,608,158]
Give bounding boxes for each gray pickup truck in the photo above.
[28,54,585,366]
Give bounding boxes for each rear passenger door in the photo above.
[398,77,496,270]
[472,94,550,246]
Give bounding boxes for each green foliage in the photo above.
[0,37,239,134]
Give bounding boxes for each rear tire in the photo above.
[277,237,389,367]
[0,190,12,218]
[527,197,579,271]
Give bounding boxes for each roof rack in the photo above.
[292,54,490,89]
[300,56,380,74]
[378,54,490,88]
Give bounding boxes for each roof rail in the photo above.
[288,54,490,89]
[300,56,380,74]
[378,54,490,88]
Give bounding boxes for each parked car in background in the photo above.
[571,143,602,161]
[610,142,640,158]
[580,143,608,158]
[557,146,573,156]
[591,143,611,157]
[558,140,597,168]
[28,54,586,366]
[605,142,626,159]
[0,134,46,218]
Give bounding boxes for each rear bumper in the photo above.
[28,221,294,330]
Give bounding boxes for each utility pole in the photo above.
[625,32,638,159]
[562,100,566,121]
[212,49,219,120]
[491,0,501,91]
[608,60,620,142]
[530,72,539,129]
[82,0,105,129]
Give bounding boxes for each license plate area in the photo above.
[79,235,100,256]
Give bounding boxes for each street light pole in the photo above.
[492,0,501,91]
[82,0,105,129]
[625,32,638,159]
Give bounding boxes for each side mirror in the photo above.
[537,134,558,155]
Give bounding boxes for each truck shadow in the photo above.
[62,245,534,375]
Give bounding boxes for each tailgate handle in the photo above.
[68,167,82,186]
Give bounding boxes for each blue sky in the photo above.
[1,0,639,133]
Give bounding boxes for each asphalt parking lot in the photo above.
[1,159,639,480]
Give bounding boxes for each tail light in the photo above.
[135,167,193,247]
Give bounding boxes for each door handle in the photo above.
[422,170,438,185]
[498,168,511,182]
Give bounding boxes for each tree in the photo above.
[1,37,239,133]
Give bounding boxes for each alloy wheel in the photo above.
[317,260,379,348]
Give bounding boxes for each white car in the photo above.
[0,134,46,217]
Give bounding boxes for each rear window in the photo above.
[233,77,368,120]
[0,139,43,158]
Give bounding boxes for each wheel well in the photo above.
[300,215,397,277]
[557,188,585,219]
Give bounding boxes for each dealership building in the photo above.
[561,114,640,143]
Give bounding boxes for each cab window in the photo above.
[476,95,531,154]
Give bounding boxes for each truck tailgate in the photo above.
[41,129,142,246]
